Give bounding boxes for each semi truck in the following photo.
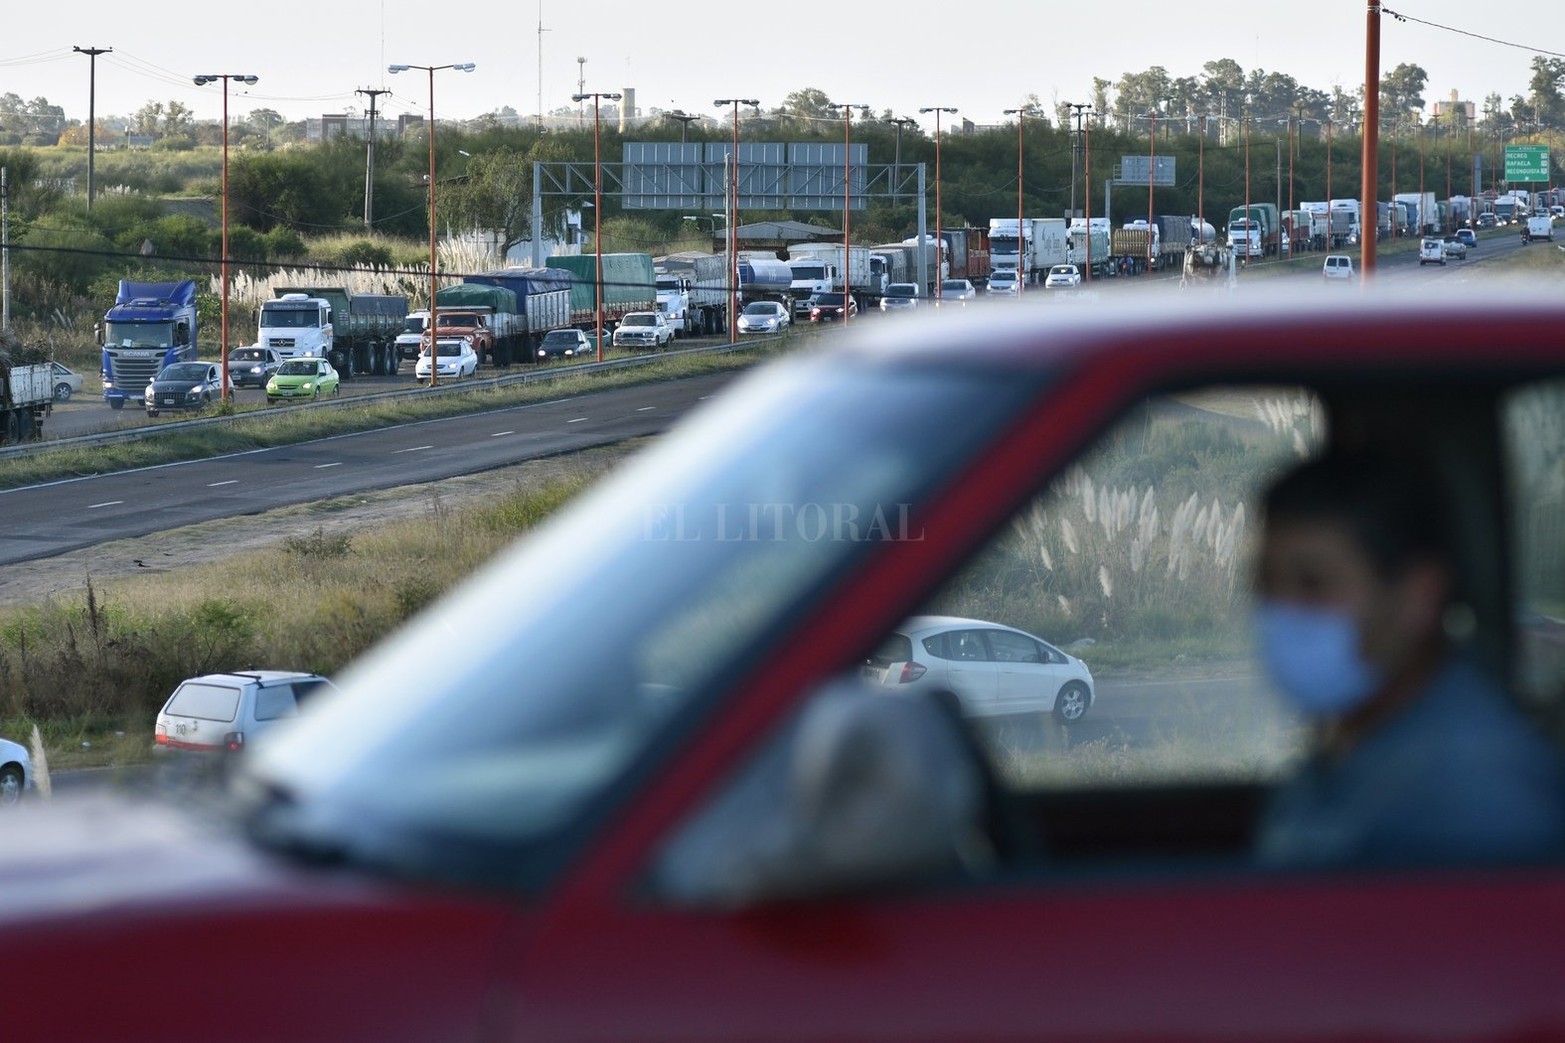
[940,227,992,286]
[462,268,574,363]
[657,252,732,336]
[989,218,1068,285]
[1227,204,1280,259]
[784,244,876,303]
[1393,192,1439,236]
[0,350,52,445]
[866,243,941,301]
[432,283,521,367]
[1112,221,1162,274]
[1067,219,1113,278]
[264,288,408,379]
[96,280,199,410]
[545,253,658,333]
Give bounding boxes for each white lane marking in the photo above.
[567,417,588,424]
[490,430,514,437]
[314,462,343,469]
[395,445,433,454]
[87,501,124,509]
[207,480,239,487]
[637,406,655,411]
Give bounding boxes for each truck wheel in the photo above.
[108,399,124,411]
[5,410,21,443]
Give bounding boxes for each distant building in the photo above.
[304,114,405,143]
[1431,89,1475,127]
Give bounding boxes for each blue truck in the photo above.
[95,280,199,410]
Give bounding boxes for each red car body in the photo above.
[9,287,1565,1040]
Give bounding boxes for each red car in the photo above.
[10,286,1565,1040]
[807,291,859,322]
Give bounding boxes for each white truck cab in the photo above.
[396,311,430,360]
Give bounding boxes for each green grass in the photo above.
[0,454,627,771]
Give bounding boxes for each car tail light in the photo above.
[223,731,245,752]
[898,661,927,684]
[154,722,167,744]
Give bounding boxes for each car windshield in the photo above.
[942,281,967,292]
[277,360,319,376]
[232,349,267,362]
[624,315,655,326]
[886,285,916,297]
[1050,267,1074,276]
[742,303,775,316]
[542,331,577,344]
[242,358,1039,891]
[815,294,845,305]
[158,363,209,382]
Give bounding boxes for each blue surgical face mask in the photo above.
[1254,601,1384,717]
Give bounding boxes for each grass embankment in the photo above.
[0,450,628,770]
[0,335,801,491]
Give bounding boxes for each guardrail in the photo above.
[0,338,763,461]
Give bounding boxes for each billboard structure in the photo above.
[529,143,927,266]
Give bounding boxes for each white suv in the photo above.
[154,671,337,754]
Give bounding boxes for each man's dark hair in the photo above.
[1261,451,1454,582]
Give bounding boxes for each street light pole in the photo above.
[1067,102,1089,224]
[667,111,700,143]
[832,103,867,324]
[74,46,111,213]
[919,106,956,299]
[193,72,258,404]
[391,61,476,385]
[888,116,916,180]
[714,98,758,344]
[573,89,622,361]
[1003,105,1039,296]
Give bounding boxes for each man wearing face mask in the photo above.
[1252,451,1565,868]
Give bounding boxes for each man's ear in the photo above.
[1396,559,1452,638]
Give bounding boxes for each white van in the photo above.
[1418,237,1447,266]
[1322,254,1356,281]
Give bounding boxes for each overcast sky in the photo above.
[1,1,1554,131]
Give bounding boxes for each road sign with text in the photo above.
[1505,145,1550,182]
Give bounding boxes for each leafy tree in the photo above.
[132,102,164,137]
[1526,56,1565,128]
[777,87,837,124]
[1379,63,1428,121]
[1201,59,1246,121]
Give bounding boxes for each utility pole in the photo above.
[2,166,9,331]
[356,87,391,229]
[74,46,111,213]
[1068,103,1090,220]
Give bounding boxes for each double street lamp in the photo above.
[919,106,956,300]
[390,62,475,386]
[193,72,258,404]
[573,89,621,361]
[715,98,758,344]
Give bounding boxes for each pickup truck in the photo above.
[611,311,674,350]
[11,287,1565,1041]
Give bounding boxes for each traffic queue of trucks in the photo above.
[261,288,407,378]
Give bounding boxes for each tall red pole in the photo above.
[1147,108,1155,272]
[220,78,231,402]
[428,67,441,382]
[1362,0,1380,276]
[1084,116,1092,283]
[593,94,604,361]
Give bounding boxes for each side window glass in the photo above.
[1504,380,1565,710]
[900,386,1323,794]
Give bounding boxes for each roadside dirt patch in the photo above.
[0,445,638,609]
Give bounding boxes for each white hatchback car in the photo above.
[0,735,34,807]
[986,270,1020,296]
[415,340,480,382]
[154,671,338,754]
[863,615,1095,723]
[1044,264,1083,289]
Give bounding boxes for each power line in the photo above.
[1380,6,1565,61]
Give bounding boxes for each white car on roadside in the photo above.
[0,735,34,807]
[612,312,675,350]
[863,615,1095,723]
[736,301,790,334]
[415,340,479,382]
[1044,264,1083,289]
